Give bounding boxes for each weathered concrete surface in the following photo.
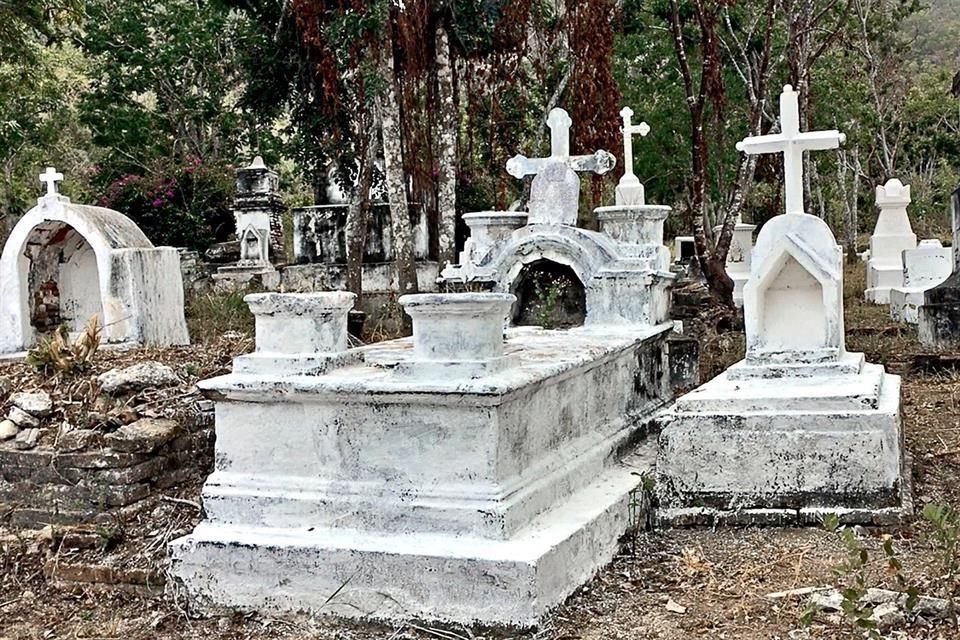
[865,179,916,305]
[170,322,673,626]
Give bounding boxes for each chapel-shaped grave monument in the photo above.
[171,108,680,625]
[0,168,189,355]
[657,86,906,525]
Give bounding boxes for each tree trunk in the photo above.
[378,22,419,296]
[434,23,458,268]
[346,118,380,301]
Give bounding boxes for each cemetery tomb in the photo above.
[889,239,953,324]
[212,157,283,291]
[919,186,960,347]
[673,235,695,264]
[172,110,680,625]
[864,179,917,304]
[171,290,675,625]
[657,86,905,524]
[0,168,189,355]
[442,107,674,328]
[714,213,756,307]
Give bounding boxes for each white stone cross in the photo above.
[616,107,651,205]
[39,167,64,198]
[506,108,615,180]
[736,85,845,215]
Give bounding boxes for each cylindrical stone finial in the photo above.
[399,293,515,364]
[244,292,355,354]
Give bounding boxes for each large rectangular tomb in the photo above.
[171,292,673,626]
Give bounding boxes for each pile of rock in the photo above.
[0,391,53,450]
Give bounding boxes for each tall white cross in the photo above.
[616,106,651,205]
[39,167,64,198]
[506,108,615,179]
[736,85,845,215]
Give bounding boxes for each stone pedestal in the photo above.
[459,211,528,266]
[714,217,756,307]
[658,213,905,525]
[919,187,960,347]
[865,179,917,304]
[889,240,952,324]
[170,291,674,626]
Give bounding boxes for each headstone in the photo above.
[506,108,615,225]
[889,239,952,323]
[657,86,904,525]
[918,186,960,347]
[674,236,695,264]
[0,167,190,354]
[864,179,917,304]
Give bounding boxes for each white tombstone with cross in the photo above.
[39,167,68,204]
[507,108,615,225]
[657,84,905,526]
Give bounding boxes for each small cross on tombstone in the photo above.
[616,106,651,206]
[736,85,845,215]
[507,108,615,226]
[39,167,64,199]
[506,108,616,180]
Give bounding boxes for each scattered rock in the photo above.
[11,391,53,417]
[13,427,40,450]
[8,406,40,428]
[98,362,180,395]
[0,419,18,441]
[665,599,687,614]
[104,418,182,453]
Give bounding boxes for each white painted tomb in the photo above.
[442,107,674,328]
[714,213,756,307]
[673,235,695,264]
[865,179,917,304]
[889,239,953,324]
[170,289,675,625]
[657,86,905,525]
[0,168,189,354]
[918,186,960,347]
[213,157,283,291]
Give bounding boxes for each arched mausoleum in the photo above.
[0,179,190,354]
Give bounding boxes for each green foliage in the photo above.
[185,289,255,344]
[923,503,960,580]
[97,160,234,250]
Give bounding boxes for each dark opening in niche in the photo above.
[512,260,586,329]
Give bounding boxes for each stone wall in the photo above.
[0,409,214,528]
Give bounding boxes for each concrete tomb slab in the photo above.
[170,291,674,625]
[865,179,917,304]
[889,239,952,324]
[919,186,960,347]
[657,86,904,525]
[0,168,189,354]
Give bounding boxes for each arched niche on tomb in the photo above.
[743,213,845,364]
[511,260,586,328]
[486,225,618,325]
[0,198,190,354]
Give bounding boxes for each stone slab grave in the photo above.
[919,186,960,347]
[441,107,674,329]
[865,179,917,304]
[714,214,756,307]
[171,108,681,625]
[171,290,675,625]
[212,157,284,291]
[0,168,189,356]
[657,85,906,525]
[889,239,953,324]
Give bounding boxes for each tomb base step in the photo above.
[656,366,904,522]
[889,287,925,324]
[169,447,656,627]
[865,264,905,304]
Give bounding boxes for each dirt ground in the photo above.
[3,264,960,640]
